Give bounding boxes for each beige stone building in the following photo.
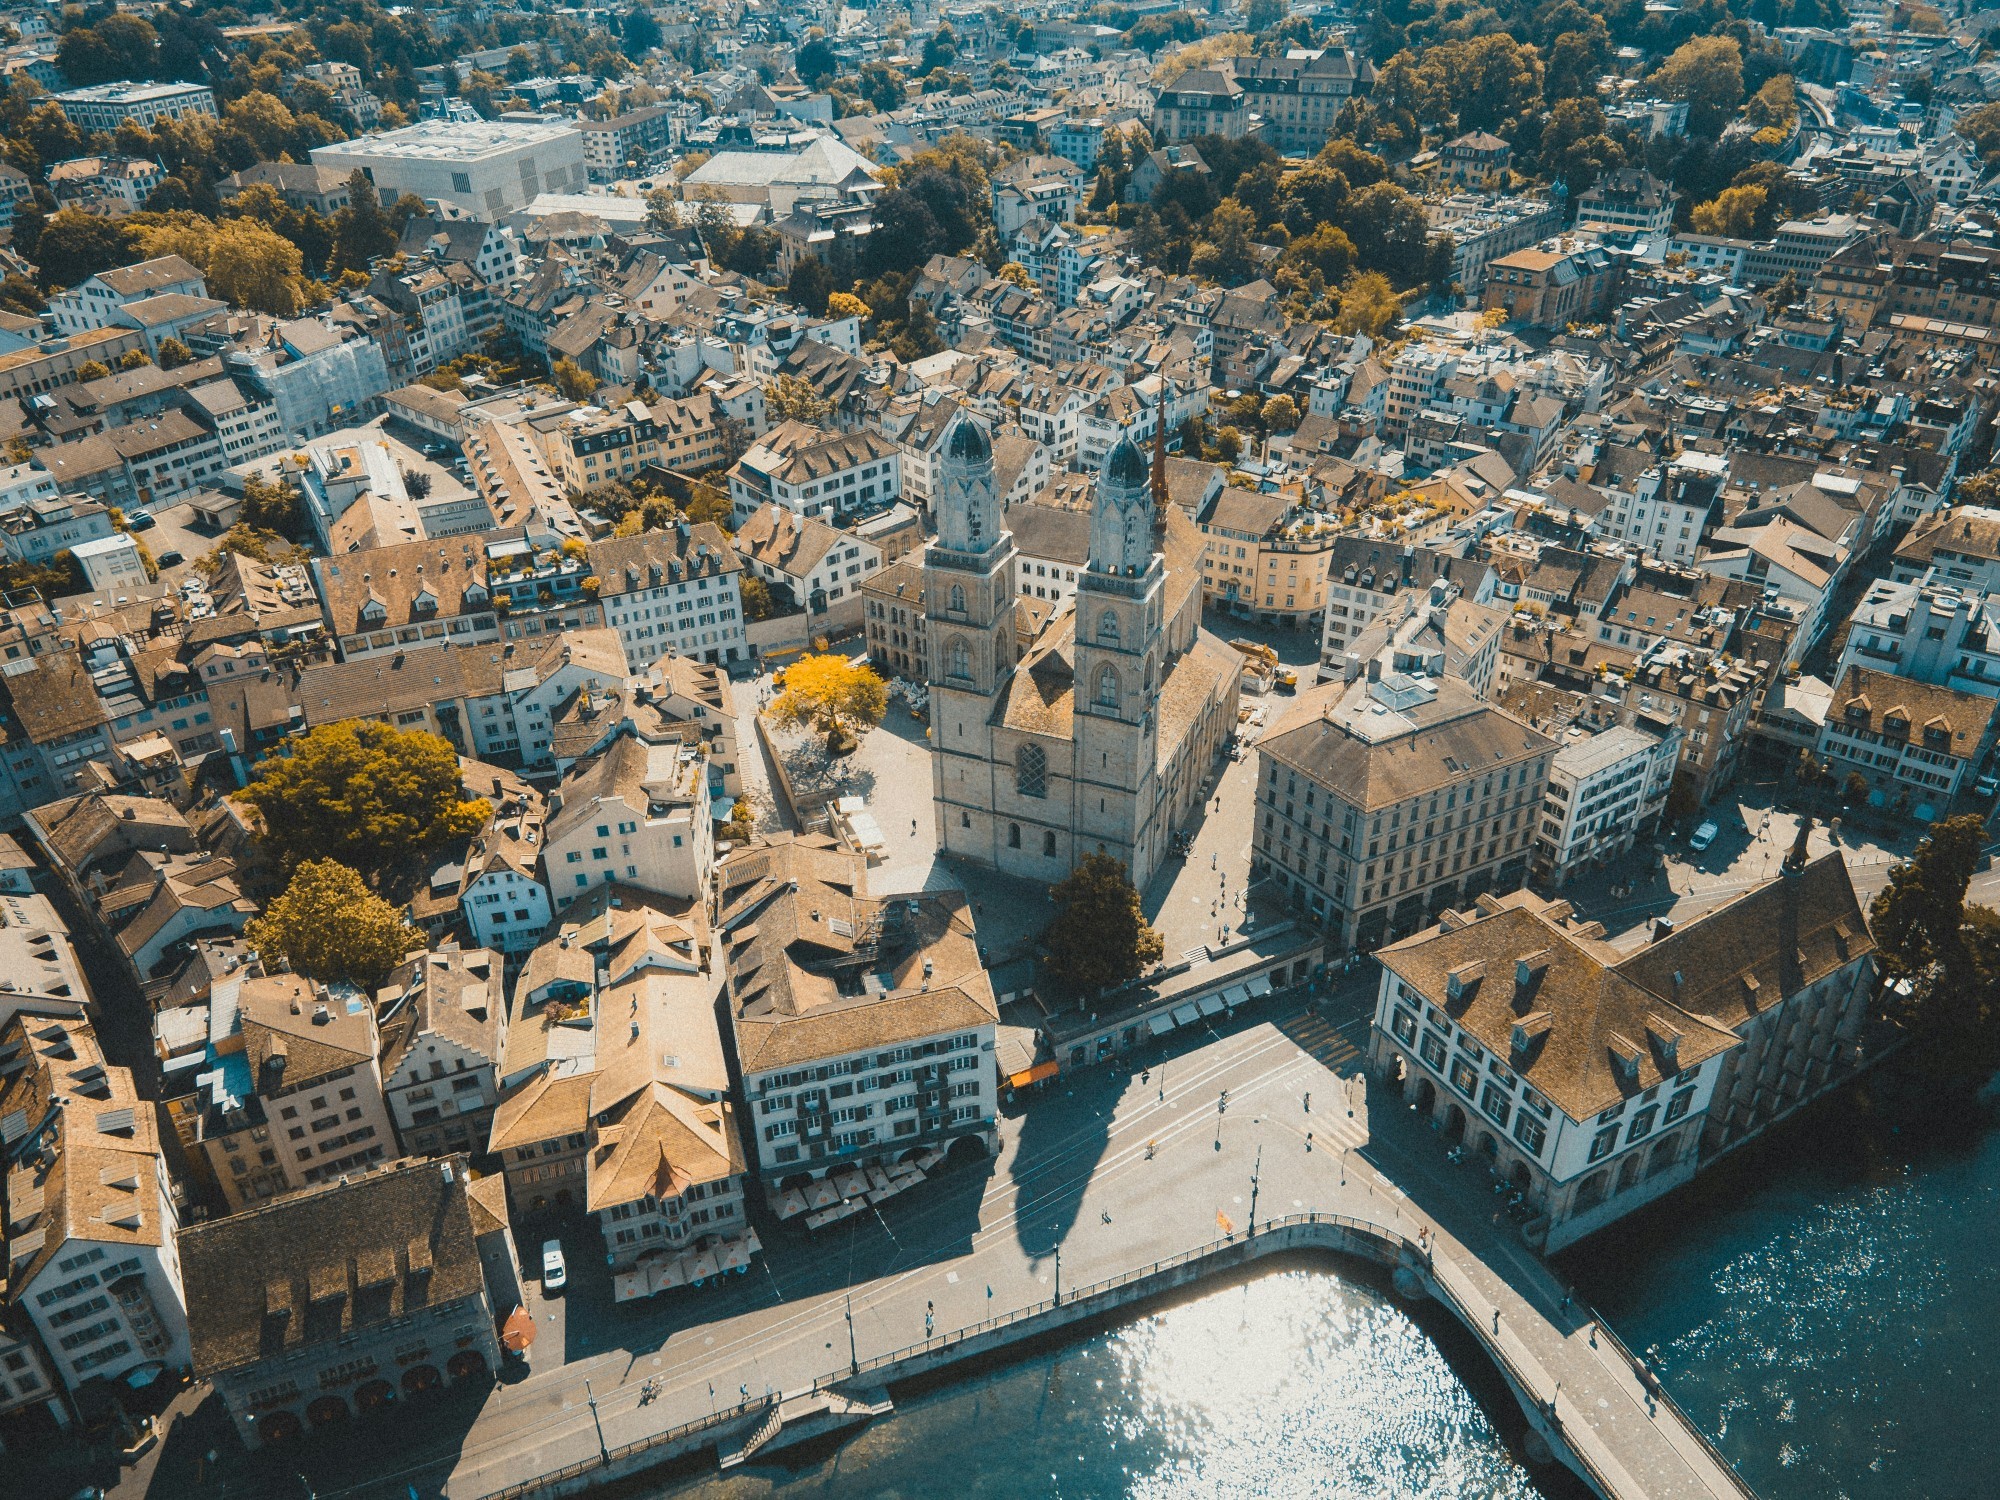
[1254,670,1555,951]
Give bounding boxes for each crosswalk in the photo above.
[1277,1007,1362,1075]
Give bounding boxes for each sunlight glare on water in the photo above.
[661,1269,1543,1500]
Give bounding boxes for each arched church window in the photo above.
[947,636,971,679]
[949,584,966,614]
[1016,744,1047,798]
[1097,610,1120,644]
[1008,823,1021,848]
[1096,665,1120,709]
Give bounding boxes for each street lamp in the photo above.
[1054,1246,1062,1308]
[584,1377,609,1465]
[845,1293,858,1375]
[1248,1144,1262,1237]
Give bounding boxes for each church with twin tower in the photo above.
[923,408,1240,891]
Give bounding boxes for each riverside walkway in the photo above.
[319,1002,1755,1500]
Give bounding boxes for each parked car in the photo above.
[124,508,155,530]
[1977,774,1998,800]
[1689,820,1719,852]
[541,1239,566,1292]
[156,550,183,567]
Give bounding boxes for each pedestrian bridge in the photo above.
[477,1206,1755,1500]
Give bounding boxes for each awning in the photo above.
[1248,974,1274,998]
[1197,993,1225,1016]
[1222,984,1250,1010]
[501,1306,536,1349]
[1008,1060,1059,1088]
[1171,1003,1200,1026]
[1147,1012,1175,1036]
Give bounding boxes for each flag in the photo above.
[1216,1210,1233,1236]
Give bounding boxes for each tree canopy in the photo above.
[1043,851,1165,995]
[240,721,491,880]
[1870,815,2000,1100]
[246,859,422,989]
[772,654,887,754]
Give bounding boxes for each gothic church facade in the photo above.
[924,410,1240,891]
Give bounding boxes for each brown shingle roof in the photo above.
[179,1156,487,1377]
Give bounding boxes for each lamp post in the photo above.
[1054,1246,1062,1308]
[1248,1144,1262,1237]
[845,1293,858,1375]
[584,1378,609,1465]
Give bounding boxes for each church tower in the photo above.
[1072,426,1168,883]
[924,411,1017,853]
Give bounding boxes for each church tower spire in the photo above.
[925,409,1018,857]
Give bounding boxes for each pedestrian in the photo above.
[1211,851,1217,869]
[1303,1091,1311,1113]
[1101,1209,1112,1224]
[911,818,918,835]
[1306,1131,1313,1151]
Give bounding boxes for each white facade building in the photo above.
[312,120,590,221]
[1534,724,1679,884]
[54,80,217,133]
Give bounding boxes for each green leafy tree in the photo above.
[1650,35,1745,139]
[1043,851,1165,995]
[1261,394,1300,432]
[240,721,491,880]
[1245,0,1286,31]
[797,36,839,89]
[246,859,421,989]
[31,211,139,291]
[239,472,303,537]
[329,169,397,276]
[551,358,600,403]
[788,254,833,316]
[155,336,192,369]
[1870,816,2000,1098]
[1189,196,1260,286]
[764,373,833,425]
[741,572,777,621]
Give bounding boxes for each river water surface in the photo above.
[662,1088,1996,1500]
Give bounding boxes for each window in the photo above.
[947,636,970,679]
[1016,744,1047,798]
[1512,1111,1546,1155]
[1664,1088,1695,1124]
[1392,1008,1417,1044]
[1097,609,1119,643]
[1480,1081,1512,1127]
[949,584,966,613]
[1095,665,1119,709]
[1449,1057,1478,1098]
[1007,823,1021,848]
[1626,1105,1658,1144]
[1419,1031,1447,1070]
[1043,829,1057,855]
[1587,1125,1618,1162]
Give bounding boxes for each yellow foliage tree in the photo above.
[771,654,887,754]
[245,859,420,989]
[139,216,308,317]
[240,720,491,880]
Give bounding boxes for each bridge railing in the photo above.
[467,1209,1758,1500]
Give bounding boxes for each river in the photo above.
[657,1085,1992,1500]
